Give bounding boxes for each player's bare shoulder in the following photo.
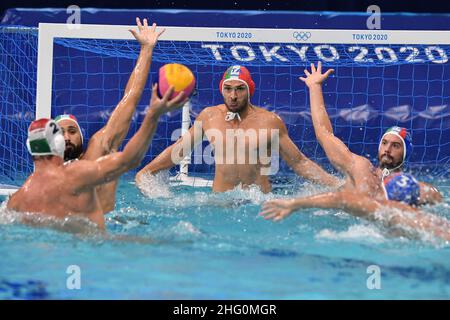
[352,153,377,176]
[252,106,286,129]
[62,158,99,192]
[196,104,223,121]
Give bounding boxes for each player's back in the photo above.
[7,166,104,228]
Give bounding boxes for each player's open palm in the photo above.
[129,18,165,48]
[149,84,188,117]
[259,199,295,221]
[300,61,334,87]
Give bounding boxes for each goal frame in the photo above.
[36,22,450,118]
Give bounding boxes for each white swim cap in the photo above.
[55,114,84,145]
[26,118,65,159]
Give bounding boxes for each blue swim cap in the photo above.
[382,173,420,205]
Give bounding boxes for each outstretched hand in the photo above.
[129,17,165,48]
[149,84,188,117]
[259,199,296,222]
[299,61,334,88]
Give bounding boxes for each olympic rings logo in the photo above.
[293,31,311,41]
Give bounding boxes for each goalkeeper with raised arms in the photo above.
[136,65,340,193]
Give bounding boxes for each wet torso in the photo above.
[6,165,105,228]
[201,105,280,193]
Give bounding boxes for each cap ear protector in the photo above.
[26,118,65,159]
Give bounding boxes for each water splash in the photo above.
[316,224,387,244]
[171,221,202,236]
[371,207,450,247]
[0,201,101,236]
[136,170,172,198]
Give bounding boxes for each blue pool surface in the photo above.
[0,173,449,299]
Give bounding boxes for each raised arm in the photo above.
[71,85,186,190]
[83,18,165,160]
[301,62,360,177]
[260,191,383,222]
[261,191,450,241]
[275,114,340,188]
[135,109,207,184]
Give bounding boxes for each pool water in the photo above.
[0,173,449,299]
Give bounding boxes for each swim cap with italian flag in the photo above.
[55,114,84,145]
[219,65,255,97]
[379,126,412,162]
[26,118,65,159]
